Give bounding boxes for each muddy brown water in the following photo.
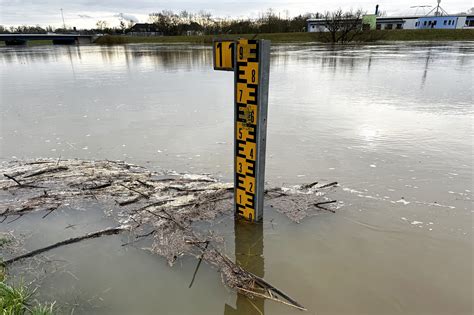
[0,42,472,315]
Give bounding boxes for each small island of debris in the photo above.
[0,159,339,311]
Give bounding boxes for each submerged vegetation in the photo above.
[95,29,474,45]
[0,234,11,248]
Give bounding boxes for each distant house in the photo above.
[128,23,162,36]
[182,22,204,36]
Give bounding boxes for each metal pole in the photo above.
[255,40,270,220]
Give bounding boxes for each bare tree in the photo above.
[0,25,9,33]
[322,9,365,43]
[146,8,323,36]
[96,20,109,32]
[119,20,126,33]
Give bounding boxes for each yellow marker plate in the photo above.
[213,40,235,71]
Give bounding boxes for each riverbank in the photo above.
[0,39,53,46]
[95,29,474,45]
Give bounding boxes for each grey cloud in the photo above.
[114,13,139,23]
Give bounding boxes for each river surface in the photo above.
[0,42,472,315]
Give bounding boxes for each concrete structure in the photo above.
[0,34,98,45]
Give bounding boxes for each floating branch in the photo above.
[86,182,112,190]
[24,166,69,178]
[313,200,337,213]
[3,173,22,186]
[2,226,127,266]
[318,182,338,189]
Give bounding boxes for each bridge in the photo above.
[0,34,99,45]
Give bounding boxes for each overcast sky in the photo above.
[0,0,472,28]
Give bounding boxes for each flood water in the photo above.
[0,42,472,315]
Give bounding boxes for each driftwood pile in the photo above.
[0,158,339,311]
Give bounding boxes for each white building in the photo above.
[307,14,474,32]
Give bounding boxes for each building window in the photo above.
[376,23,381,30]
[433,20,437,25]
[444,20,447,25]
[424,21,427,26]
[396,24,403,29]
[385,24,393,30]
[415,22,419,26]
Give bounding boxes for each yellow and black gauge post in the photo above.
[213,38,270,222]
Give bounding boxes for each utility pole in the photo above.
[60,8,66,30]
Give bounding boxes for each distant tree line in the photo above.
[0,25,54,34]
[0,8,376,43]
[0,9,322,35]
[147,9,322,35]
[0,23,124,35]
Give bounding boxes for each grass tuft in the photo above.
[0,281,31,314]
[30,302,56,315]
[0,278,56,314]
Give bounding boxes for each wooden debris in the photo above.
[86,182,112,190]
[314,200,337,213]
[3,173,22,186]
[24,166,68,178]
[2,226,127,266]
[318,181,338,189]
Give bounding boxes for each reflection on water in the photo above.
[225,221,265,315]
[0,42,472,315]
[421,46,432,86]
[0,44,213,72]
